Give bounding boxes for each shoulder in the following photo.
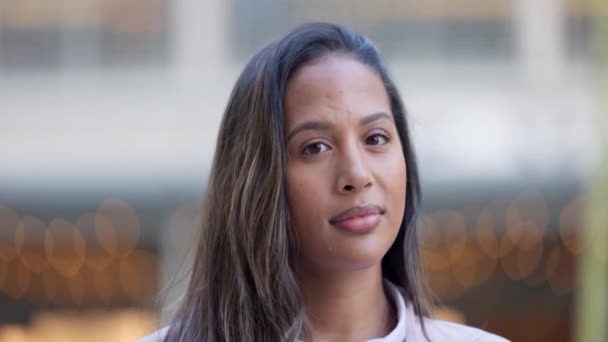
[419,318,511,342]
[136,326,169,342]
[387,282,509,342]
[398,292,509,342]
[386,281,510,342]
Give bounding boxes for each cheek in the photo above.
[395,157,407,201]
[380,150,407,222]
[285,165,327,230]
[285,162,338,264]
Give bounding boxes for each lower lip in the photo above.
[330,213,381,233]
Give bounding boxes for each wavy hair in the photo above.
[163,22,432,341]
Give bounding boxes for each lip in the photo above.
[329,204,384,233]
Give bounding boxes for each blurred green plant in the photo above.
[576,1,608,341]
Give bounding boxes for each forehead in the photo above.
[284,54,390,125]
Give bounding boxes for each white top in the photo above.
[138,280,510,342]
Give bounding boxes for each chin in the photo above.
[326,247,389,272]
[298,223,398,273]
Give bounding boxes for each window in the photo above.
[0,0,170,71]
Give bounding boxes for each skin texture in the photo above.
[284,53,407,341]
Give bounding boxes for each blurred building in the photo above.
[0,0,605,341]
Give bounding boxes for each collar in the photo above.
[367,279,406,341]
[297,279,407,342]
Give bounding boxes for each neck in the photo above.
[297,264,397,342]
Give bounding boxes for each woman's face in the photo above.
[284,54,407,273]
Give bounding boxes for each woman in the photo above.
[140,22,509,342]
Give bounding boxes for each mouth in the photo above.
[329,204,385,234]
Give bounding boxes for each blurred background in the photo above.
[0,0,606,341]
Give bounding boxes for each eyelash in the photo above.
[301,132,391,155]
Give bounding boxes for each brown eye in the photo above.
[366,133,389,145]
[302,142,330,155]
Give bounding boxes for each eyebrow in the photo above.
[286,112,393,142]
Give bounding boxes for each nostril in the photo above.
[344,185,354,191]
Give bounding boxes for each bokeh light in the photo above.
[95,198,140,258]
[0,260,6,292]
[546,245,577,296]
[476,199,511,260]
[559,196,588,255]
[15,216,49,273]
[0,205,19,262]
[65,271,85,306]
[41,267,61,304]
[45,218,86,278]
[90,267,114,305]
[118,249,159,303]
[26,271,48,306]
[3,259,31,300]
[78,212,114,272]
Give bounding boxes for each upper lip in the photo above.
[329,204,384,223]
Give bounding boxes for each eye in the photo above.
[366,133,390,146]
[302,142,331,155]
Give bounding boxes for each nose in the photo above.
[335,145,373,195]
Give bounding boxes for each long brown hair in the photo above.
[163,22,432,341]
